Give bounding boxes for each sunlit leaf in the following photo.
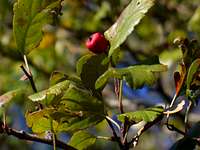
[28,80,70,102]
[69,131,96,150]
[118,106,164,124]
[95,64,167,90]
[13,0,62,54]
[105,0,155,57]
[26,108,58,133]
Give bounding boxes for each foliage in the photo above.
[0,0,200,150]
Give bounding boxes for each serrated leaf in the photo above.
[68,131,96,150]
[25,108,58,133]
[58,114,103,132]
[118,106,164,124]
[50,71,69,86]
[28,80,70,102]
[76,54,109,90]
[13,0,62,54]
[55,85,105,131]
[95,64,167,90]
[61,85,104,112]
[0,89,21,107]
[104,0,155,57]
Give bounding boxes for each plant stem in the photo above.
[185,101,192,132]
[119,80,124,114]
[0,121,76,150]
[20,65,37,93]
[105,117,123,149]
[105,116,121,131]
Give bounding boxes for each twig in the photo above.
[185,101,192,132]
[119,80,124,114]
[105,116,121,132]
[128,115,163,147]
[114,79,124,114]
[20,64,43,109]
[20,65,37,93]
[166,123,185,136]
[0,121,76,150]
[105,117,123,149]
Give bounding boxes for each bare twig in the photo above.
[20,65,37,93]
[105,116,121,132]
[128,115,164,147]
[166,123,185,136]
[0,121,76,150]
[185,101,192,132]
[105,117,123,149]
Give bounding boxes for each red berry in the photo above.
[86,32,109,54]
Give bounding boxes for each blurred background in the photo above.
[0,0,200,149]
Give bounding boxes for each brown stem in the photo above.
[20,65,37,93]
[0,121,76,150]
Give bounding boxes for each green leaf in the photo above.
[26,108,58,133]
[104,0,155,57]
[186,58,200,92]
[28,80,70,102]
[118,106,164,124]
[58,114,103,132]
[50,71,69,86]
[13,0,62,54]
[0,89,21,107]
[95,64,167,90]
[76,54,109,90]
[61,85,104,112]
[55,85,105,131]
[69,131,96,150]
[188,7,200,39]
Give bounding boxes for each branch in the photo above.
[20,65,37,93]
[128,115,164,147]
[105,117,123,149]
[166,123,185,136]
[0,121,76,150]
